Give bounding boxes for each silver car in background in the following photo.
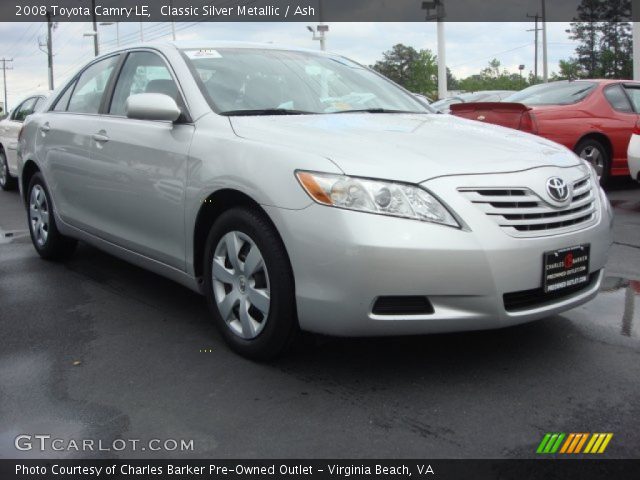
[0,93,49,190]
[18,42,613,359]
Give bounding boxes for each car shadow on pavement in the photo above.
[63,242,581,381]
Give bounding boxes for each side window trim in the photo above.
[105,48,192,123]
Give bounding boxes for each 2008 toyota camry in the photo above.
[18,42,613,359]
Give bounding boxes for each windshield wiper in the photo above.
[220,108,314,116]
[334,108,426,114]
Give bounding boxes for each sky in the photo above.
[0,21,579,109]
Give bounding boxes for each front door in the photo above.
[84,50,194,270]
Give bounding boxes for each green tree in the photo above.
[371,44,438,96]
[565,0,632,79]
[457,59,528,92]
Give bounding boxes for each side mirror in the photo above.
[125,93,181,122]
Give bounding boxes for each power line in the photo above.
[450,43,533,68]
[0,22,38,59]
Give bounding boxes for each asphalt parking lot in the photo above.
[0,179,639,459]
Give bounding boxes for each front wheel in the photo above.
[0,149,17,191]
[203,207,297,360]
[575,138,610,186]
[27,172,77,260]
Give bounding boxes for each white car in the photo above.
[0,93,49,190]
[628,130,640,182]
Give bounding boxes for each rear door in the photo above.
[83,49,194,269]
[603,83,639,175]
[41,54,120,226]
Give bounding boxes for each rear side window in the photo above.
[53,81,76,111]
[109,51,178,116]
[11,97,37,122]
[67,55,119,114]
[604,85,633,113]
[504,82,596,106]
[623,86,640,112]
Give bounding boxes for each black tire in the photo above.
[27,172,77,260]
[0,148,17,191]
[574,138,610,187]
[203,207,297,360]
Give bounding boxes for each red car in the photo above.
[450,80,640,184]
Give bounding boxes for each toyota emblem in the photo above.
[546,177,570,202]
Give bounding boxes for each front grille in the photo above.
[503,271,600,312]
[372,296,434,315]
[459,177,597,237]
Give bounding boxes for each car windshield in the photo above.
[504,81,597,106]
[181,48,430,115]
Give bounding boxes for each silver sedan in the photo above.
[18,42,613,358]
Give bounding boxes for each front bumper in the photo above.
[264,168,614,336]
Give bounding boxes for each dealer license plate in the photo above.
[543,245,590,293]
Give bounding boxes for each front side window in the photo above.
[182,48,429,115]
[109,51,178,116]
[12,97,37,122]
[504,81,597,106]
[67,55,119,114]
[604,85,633,113]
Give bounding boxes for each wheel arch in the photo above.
[21,160,41,203]
[192,188,292,282]
[573,132,613,160]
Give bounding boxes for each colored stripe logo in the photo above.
[536,433,613,454]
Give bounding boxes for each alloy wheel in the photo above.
[29,185,50,247]
[579,146,604,180]
[211,231,271,339]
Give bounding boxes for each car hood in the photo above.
[229,113,580,183]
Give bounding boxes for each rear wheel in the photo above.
[27,172,77,260]
[0,149,17,191]
[575,138,610,186]
[203,207,297,360]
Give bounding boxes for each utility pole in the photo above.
[91,0,99,56]
[46,12,54,90]
[541,0,548,82]
[526,13,541,81]
[0,58,13,113]
[423,1,447,100]
[634,22,640,81]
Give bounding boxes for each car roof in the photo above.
[106,40,335,57]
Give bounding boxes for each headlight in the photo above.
[296,171,460,228]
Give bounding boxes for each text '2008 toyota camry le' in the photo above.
[18,42,613,359]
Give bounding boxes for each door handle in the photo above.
[92,133,109,143]
[40,123,50,133]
